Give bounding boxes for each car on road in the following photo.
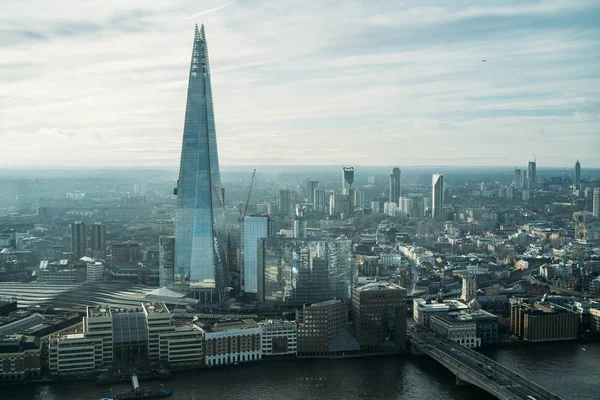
[450,348,456,352]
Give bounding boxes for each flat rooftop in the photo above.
[355,282,406,292]
[142,302,170,315]
[205,319,258,332]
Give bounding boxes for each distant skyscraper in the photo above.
[389,167,401,205]
[159,236,175,287]
[174,25,228,300]
[71,222,86,259]
[241,216,270,294]
[528,160,537,190]
[314,189,326,214]
[343,167,354,189]
[90,223,106,258]
[279,189,292,215]
[514,168,522,190]
[574,160,581,185]
[593,188,600,218]
[307,181,319,204]
[432,174,444,219]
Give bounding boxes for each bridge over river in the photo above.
[408,328,563,400]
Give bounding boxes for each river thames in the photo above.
[7,341,598,400]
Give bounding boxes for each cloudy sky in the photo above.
[1,0,599,168]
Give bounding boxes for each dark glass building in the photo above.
[174,25,228,301]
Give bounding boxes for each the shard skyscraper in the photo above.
[174,25,228,302]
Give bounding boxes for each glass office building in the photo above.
[241,216,270,294]
[174,25,228,301]
[257,238,354,307]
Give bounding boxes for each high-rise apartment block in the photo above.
[70,222,86,260]
[278,189,293,215]
[514,168,522,190]
[90,223,106,258]
[159,236,175,287]
[593,188,600,218]
[352,282,407,354]
[307,181,319,204]
[528,160,537,190]
[389,167,401,205]
[174,25,228,301]
[432,174,444,219]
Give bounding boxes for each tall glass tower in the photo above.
[175,25,228,302]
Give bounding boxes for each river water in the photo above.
[7,341,598,400]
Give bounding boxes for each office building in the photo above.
[511,301,578,342]
[86,261,104,282]
[297,300,357,358]
[461,275,476,302]
[389,167,401,205]
[158,325,203,369]
[90,223,106,258]
[257,238,353,307]
[0,334,41,382]
[413,298,468,328]
[528,160,537,190]
[307,181,319,204]
[48,333,102,376]
[468,309,499,346]
[71,222,86,259]
[241,216,270,294]
[574,160,581,185]
[258,320,297,357]
[593,188,600,218]
[432,174,444,219]
[174,25,228,301]
[430,314,481,348]
[202,319,261,366]
[111,242,140,263]
[351,282,407,354]
[514,168,522,190]
[159,236,175,287]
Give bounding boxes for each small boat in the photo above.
[104,385,173,400]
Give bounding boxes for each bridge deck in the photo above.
[408,328,562,400]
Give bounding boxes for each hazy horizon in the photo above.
[2,0,599,167]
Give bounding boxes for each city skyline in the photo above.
[1,1,599,168]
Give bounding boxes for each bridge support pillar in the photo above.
[455,375,470,387]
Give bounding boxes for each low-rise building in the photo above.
[48,333,102,376]
[430,313,481,348]
[0,334,41,381]
[413,298,468,328]
[259,319,297,357]
[202,319,261,367]
[511,301,578,342]
[297,299,359,358]
[158,324,203,369]
[590,308,600,333]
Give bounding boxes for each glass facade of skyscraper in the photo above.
[241,216,269,294]
[257,238,354,306]
[174,25,228,297]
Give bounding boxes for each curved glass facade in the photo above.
[175,25,228,295]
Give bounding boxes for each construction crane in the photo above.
[240,169,256,220]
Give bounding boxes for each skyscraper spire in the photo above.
[174,25,228,302]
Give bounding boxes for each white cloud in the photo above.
[0,0,599,167]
